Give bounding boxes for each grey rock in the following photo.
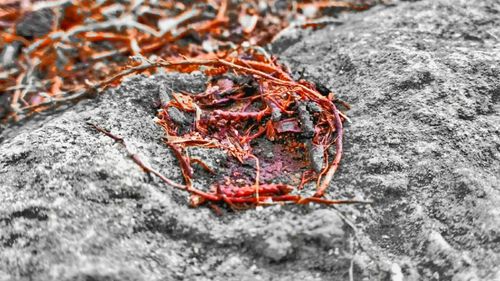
[278,0,500,279]
[306,101,323,114]
[166,106,192,127]
[158,83,172,106]
[307,141,324,173]
[2,0,500,280]
[15,8,55,39]
[297,102,315,138]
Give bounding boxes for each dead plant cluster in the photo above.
[1,0,374,208]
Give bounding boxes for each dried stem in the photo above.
[315,103,343,197]
[88,123,186,190]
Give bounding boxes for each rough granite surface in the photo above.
[1,0,500,280]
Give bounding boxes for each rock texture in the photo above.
[1,0,500,280]
[276,0,500,279]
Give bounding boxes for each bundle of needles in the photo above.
[0,0,373,121]
[98,51,367,209]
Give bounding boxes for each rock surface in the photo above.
[276,0,500,279]
[1,0,500,280]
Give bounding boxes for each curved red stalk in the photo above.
[314,103,343,197]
